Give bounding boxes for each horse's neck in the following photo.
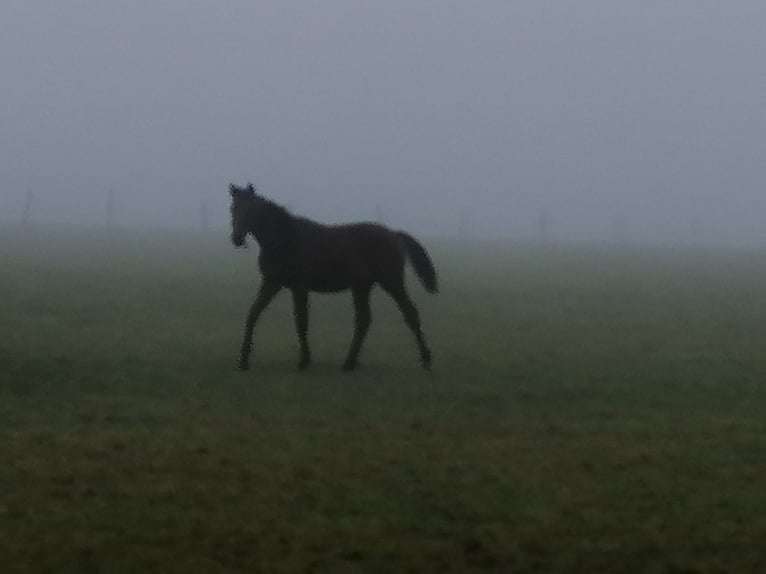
[251,230,281,251]
[251,213,297,252]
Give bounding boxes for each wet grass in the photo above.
[2,227,766,573]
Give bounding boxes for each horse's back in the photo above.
[290,221,403,292]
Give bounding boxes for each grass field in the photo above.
[2,227,766,573]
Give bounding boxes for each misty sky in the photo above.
[1,1,765,245]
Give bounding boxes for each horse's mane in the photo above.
[247,193,297,250]
[255,194,293,226]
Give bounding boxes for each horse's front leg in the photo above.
[291,288,311,370]
[239,281,281,370]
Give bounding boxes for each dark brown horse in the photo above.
[229,183,438,371]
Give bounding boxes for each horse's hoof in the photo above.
[342,361,357,372]
[421,351,432,370]
[238,360,250,371]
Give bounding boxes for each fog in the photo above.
[1,1,765,246]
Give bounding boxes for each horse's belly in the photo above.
[305,273,351,293]
[304,261,365,293]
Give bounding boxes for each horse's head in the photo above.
[228,182,257,247]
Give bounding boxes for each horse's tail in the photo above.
[397,232,438,294]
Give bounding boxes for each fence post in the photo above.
[689,217,704,245]
[613,213,629,244]
[22,190,33,225]
[458,208,469,238]
[200,200,209,233]
[106,189,115,231]
[538,208,552,242]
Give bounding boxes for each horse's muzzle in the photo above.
[231,234,247,248]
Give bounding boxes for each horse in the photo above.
[228,183,438,371]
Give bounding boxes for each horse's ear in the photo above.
[246,183,256,195]
[229,183,238,197]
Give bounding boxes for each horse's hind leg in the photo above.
[381,280,432,370]
[239,281,281,370]
[343,284,372,371]
[291,289,311,370]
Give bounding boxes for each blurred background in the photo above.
[1,1,765,246]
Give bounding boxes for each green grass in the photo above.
[2,227,766,573]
